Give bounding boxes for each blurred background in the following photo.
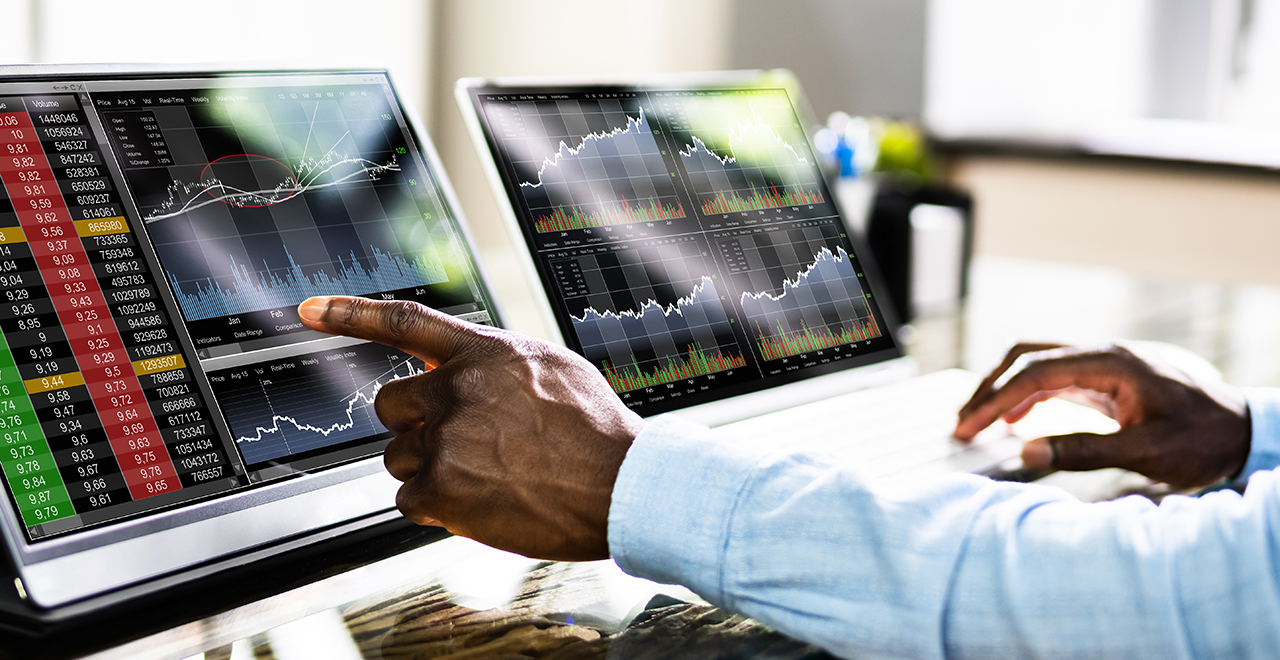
[7,0,1280,385]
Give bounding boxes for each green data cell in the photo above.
[0,340,73,527]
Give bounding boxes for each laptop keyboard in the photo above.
[714,369,1028,483]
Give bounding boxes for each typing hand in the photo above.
[297,296,643,561]
[953,342,1251,488]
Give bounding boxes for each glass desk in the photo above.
[16,254,1274,660]
[73,537,831,660]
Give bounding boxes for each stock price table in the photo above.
[0,94,233,540]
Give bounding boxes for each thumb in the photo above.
[297,296,477,368]
[1022,427,1158,474]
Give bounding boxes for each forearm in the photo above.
[610,416,1280,659]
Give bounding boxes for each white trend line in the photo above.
[679,107,810,166]
[297,102,319,167]
[571,276,716,323]
[143,152,398,223]
[235,359,424,444]
[519,108,648,189]
[739,246,851,305]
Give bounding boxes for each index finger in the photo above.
[297,296,476,368]
[957,342,1064,421]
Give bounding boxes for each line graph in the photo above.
[479,98,689,235]
[208,343,425,466]
[103,88,454,344]
[142,150,401,223]
[552,238,746,393]
[518,108,651,189]
[659,90,828,215]
[718,221,881,361]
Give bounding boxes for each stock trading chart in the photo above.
[97,85,460,348]
[482,97,691,238]
[206,342,423,467]
[719,221,882,361]
[551,237,747,394]
[475,86,893,414]
[659,90,827,215]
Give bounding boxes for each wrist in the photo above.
[1238,388,1280,480]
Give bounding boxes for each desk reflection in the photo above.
[87,537,831,660]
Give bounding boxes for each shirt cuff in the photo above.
[1241,388,1280,479]
[607,414,765,603]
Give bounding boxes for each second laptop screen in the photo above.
[471,87,897,416]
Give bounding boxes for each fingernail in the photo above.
[1022,438,1053,468]
[298,297,331,323]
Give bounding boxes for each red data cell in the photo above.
[86,372,141,392]
[20,210,69,228]
[0,158,54,175]
[57,305,111,328]
[72,334,116,352]
[82,363,140,387]
[131,475,180,499]
[42,271,98,290]
[0,131,38,148]
[0,111,34,127]
[48,291,104,315]
[50,279,100,300]
[63,318,122,342]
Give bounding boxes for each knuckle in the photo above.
[1052,435,1101,469]
[1002,354,1049,388]
[1100,343,1136,362]
[447,365,492,402]
[385,301,427,340]
[335,296,369,328]
[395,483,435,525]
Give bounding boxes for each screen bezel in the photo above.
[0,64,500,610]
[456,70,908,422]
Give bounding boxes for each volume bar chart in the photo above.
[602,343,746,393]
[700,183,824,215]
[170,247,448,321]
[534,196,686,233]
[755,317,881,361]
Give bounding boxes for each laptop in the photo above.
[455,70,1078,481]
[0,65,499,628]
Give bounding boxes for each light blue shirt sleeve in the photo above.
[609,415,1280,659]
[1241,388,1280,478]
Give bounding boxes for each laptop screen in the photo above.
[463,80,899,417]
[0,70,496,548]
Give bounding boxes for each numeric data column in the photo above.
[0,97,181,501]
[0,161,75,526]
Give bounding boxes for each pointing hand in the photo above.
[298,296,644,560]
